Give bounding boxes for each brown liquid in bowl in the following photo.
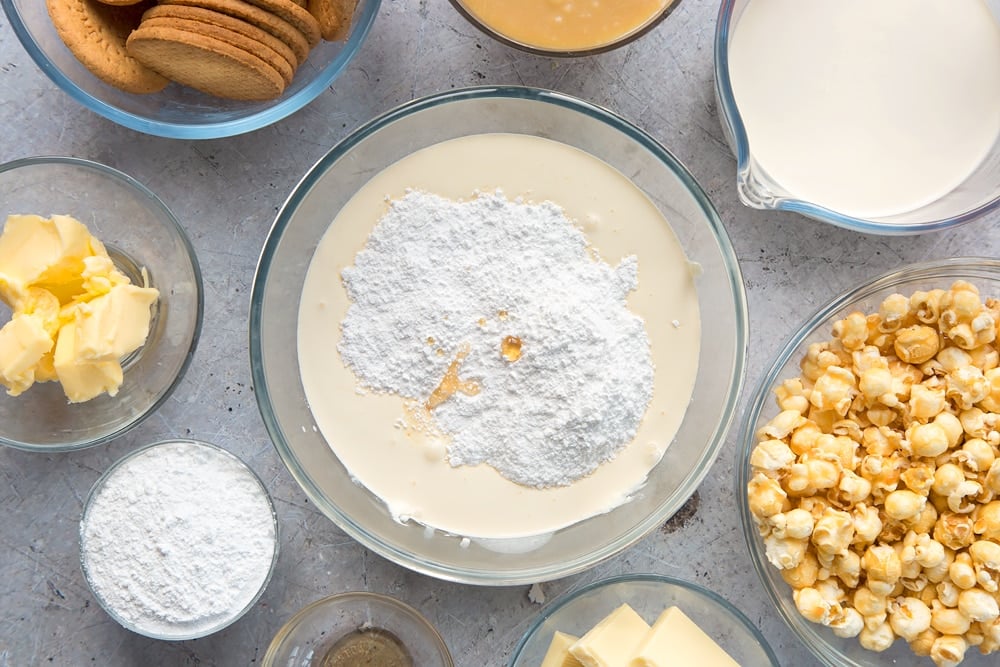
[320,627,413,667]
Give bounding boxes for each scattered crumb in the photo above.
[528,582,546,604]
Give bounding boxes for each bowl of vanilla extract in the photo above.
[262,591,453,667]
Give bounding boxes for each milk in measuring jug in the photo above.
[728,0,1000,219]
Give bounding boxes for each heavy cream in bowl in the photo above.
[298,133,701,541]
[252,87,746,584]
[719,0,1000,230]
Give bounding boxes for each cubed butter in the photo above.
[73,254,130,305]
[629,606,740,667]
[0,313,55,396]
[541,631,584,667]
[569,604,650,667]
[53,321,124,403]
[72,283,158,362]
[0,214,97,304]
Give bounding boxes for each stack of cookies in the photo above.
[46,0,355,100]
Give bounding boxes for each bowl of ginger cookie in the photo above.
[1,0,380,138]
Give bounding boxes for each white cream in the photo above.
[729,0,1000,219]
[297,134,700,539]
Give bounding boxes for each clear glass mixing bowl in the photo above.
[714,0,1000,235]
[738,258,1000,666]
[508,573,779,667]
[80,439,279,640]
[250,86,747,585]
[0,157,202,451]
[263,592,453,667]
[448,0,682,57]
[1,0,380,139]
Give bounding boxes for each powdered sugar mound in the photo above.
[339,190,653,488]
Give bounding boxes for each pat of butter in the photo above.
[0,313,55,396]
[72,283,158,362]
[629,606,740,667]
[0,214,99,304]
[541,631,584,667]
[54,320,124,403]
[569,604,651,667]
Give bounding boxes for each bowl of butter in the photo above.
[509,573,779,666]
[0,156,202,451]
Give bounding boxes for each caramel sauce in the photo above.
[426,345,480,410]
[459,0,672,51]
[501,335,522,362]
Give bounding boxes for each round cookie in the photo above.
[141,4,299,73]
[238,0,321,47]
[126,25,285,100]
[307,0,351,42]
[45,0,168,93]
[157,0,311,64]
[139,13,297,83]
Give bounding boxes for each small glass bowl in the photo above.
[263,591,453,667]
[713,0,1000,234]
[737,258,1000,666]
[508,573,779,666]
[0,157,202,452]
[448,0,682,57]
[79,439,280,641]
[1,0,381,138]
[250,86,747,585]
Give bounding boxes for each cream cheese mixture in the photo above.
[298,133,700,539]
[729,0,1000,219]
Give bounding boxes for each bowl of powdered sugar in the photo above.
[79,439,278,639]
[251,86,747,584]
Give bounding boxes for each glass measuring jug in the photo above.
[713,0,1000,235]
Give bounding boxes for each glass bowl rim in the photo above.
[0,0,382,139]
[250,84,748,585]
[446,0,683,57]
[712,0,999,235]
[263,590,454,666]
[78,438,280,641]
[735,256,1000,666]
[506,572,781,666]
[0,155,204,452]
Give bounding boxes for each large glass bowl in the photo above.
[251,86,747,585]
[0,157,202,451]
[714,0,1000,235]
[1,0,380,139]
[508,574,779,666]
[738,258,1000,666]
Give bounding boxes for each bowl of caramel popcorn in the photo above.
[739,258,1000,667]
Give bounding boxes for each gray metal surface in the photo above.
[0,1,996,665]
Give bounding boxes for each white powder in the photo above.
[79,441,276,638]
[339,190,654,488]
